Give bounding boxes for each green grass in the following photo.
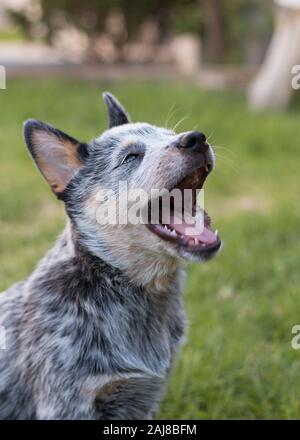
[1,78,300,419]
[0,27,25,42]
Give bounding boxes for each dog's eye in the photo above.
[122,153,139,165]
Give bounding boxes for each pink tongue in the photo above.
[197,226,217,244]
[169,215,217,245]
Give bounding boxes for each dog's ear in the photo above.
[102,92,130,128]
[23,120,88,195]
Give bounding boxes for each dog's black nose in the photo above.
[179,131,208,153]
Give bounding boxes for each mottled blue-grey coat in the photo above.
[0,93,221,419]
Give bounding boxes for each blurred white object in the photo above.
[53,26,89,62]
[249,0,300,110]
[275,0,300,8]
[0,42,61,65]
[4,0,41,20]
[3,0,30,10]
[170,34,202,76]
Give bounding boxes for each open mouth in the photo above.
[147,165,221,256]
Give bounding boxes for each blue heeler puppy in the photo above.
[0,93,221,419]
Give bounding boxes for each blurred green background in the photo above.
[1,79,300,418]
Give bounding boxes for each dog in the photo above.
[0,92,221,419]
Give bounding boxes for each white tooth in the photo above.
[194,238,199,245]
[170,230,176,236]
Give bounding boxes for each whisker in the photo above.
[212,145,236,157]
[214,153,240,174]
[172,115,189,132]
[215,163,240,175]
[214,153,236,164]
[165,103,177,129]
[206,132,215,143]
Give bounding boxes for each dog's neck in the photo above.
[61,221,184,295]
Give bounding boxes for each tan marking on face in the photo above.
[128,147,185,196]
[84,190,182,293]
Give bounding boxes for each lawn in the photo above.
[1,78,300,419]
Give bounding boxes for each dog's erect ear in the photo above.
[24,120,88,195]
[102,92,130,128]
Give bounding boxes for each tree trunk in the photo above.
[201,0,224,62]
[248,3,300,110]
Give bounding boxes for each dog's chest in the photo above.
[80,282,186,378]
[75,284,186,417]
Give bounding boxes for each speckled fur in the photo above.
[0,93,217,419]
